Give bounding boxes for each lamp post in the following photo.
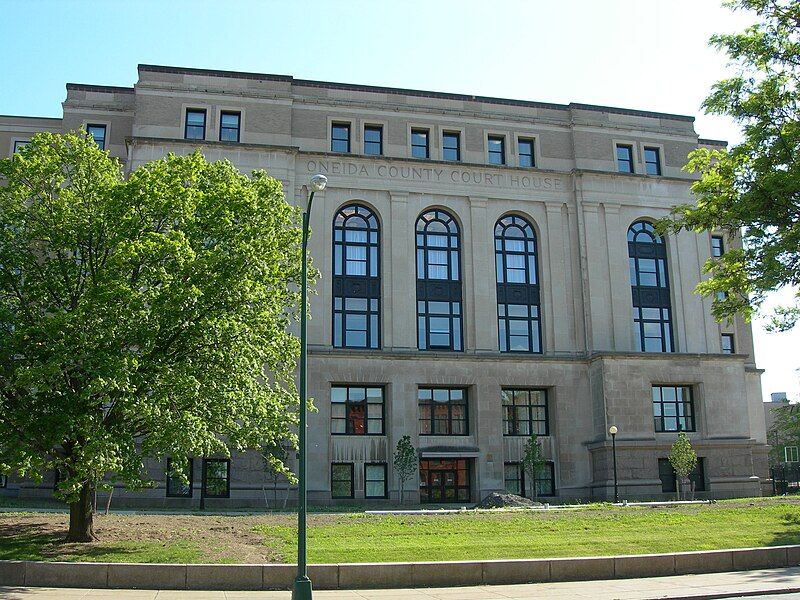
[293,173,327,600]
[609,425,619,504]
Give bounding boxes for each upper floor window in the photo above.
[495,215,541,353]
[644,147,661,175]
[518,138,535,168]
[411,129,429,158]
[202,458,230,498]
[331,123,351,153]
[616,144,634,173]
[364,125,383,155]
[502,389,548,435]
[653,385,695,432]
[786,446,799,463]
[442,132,460,161]
[220,111,241,142]
[416,209,462,351]
[711,235,724,257]
[628,221,673,353]
[331,386,384,435]
[87,124,107,150]
[488,135,506,165]
[185,109,206,140]
[721,333,735,354]
[13,140,29,153]
[166,457,193,498]
[333,204,380,349]
[418,387,468,435]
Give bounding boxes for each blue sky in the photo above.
[1,0,797,400]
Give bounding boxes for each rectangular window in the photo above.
[616,144,634,173]
[502,388,548,436]
[644,147,661,175]
[659,457,706,492]
[331,463,354,499]
[652,385,695,432]
[442,132,460,161]
[504,462,525,496]
[418,387,468,436]
[86,124,107,150]
[498,303,541,353]
[364,125,383,155]
[488,135,505,165]
[365,463,388,499]
[535,462,556,497]
[518,138,535,168]
[331,386,384,435]
[690,457,706,492]
[185,109,206,140]
[219,111,241,142]
[166,457,193,498]
[331,123,351,153]
[333,297,380,349]
[711,235,724,257]
[721,333,735,354]
[13,140,28,153]
[419,458,470,503]
[202,458,230,498]
[411,129,429,158]
[786,447,799,463]
[417,300,462,351]
[0,473,6,488]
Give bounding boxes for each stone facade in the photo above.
[0,64,767,506]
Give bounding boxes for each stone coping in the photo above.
[0,545,797,590]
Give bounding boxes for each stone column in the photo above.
[389,192,415,350]
[468,196,497,352]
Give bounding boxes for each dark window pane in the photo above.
[617,145,633,173]
[443,132,460,161]
[364,126,383,155]
[220,112,240,142]
[412,129,429,158]
[332,124,351,153]
[488,136,505,165]
[185,110,206,140]
[652,385,695,432]
[518,139,534,167]
[644,147,661,175]
[87,124,106,150]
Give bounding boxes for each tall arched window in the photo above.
[628,220,673,352]
[416,209,462,351]
[333,204,380,348]
[495,215,541,353]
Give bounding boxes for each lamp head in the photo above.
[609,425,618,436]
[309,173,328,192]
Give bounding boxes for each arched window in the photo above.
[416,209,463,351]
[495,215,541,353]
[628,220,673,352]
[333,204,380,348]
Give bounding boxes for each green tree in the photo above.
[767,404,800,466]
[261,442,294,509]
[522,434,546,502]
[668,433,698,501]
[393,435,417,504]
[660,0,800,330]
[0,132,304,541]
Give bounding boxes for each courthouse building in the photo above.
[0,64,769,505]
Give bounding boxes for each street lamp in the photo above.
[609,425,619,504]
[293,173,327,600]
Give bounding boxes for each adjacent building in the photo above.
[0,65,769,505]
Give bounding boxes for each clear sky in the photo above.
[1,0,797,401]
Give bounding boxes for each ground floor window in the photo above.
[786,446,799,463]
[505,461,555,497]
[504,462,525,496]
[202,458,230,498]
[331,463,354,499]
[0,474,6,488]
[658,457,706,493]
[365,463,388,499]
[166,457,193,498]
[419,458,470,503]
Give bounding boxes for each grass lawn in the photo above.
[1,498,799,564]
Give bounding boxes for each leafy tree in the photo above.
[393,435,417,504]
[668,433,698,501]
[767,404,800,466]
[522,434,546,502]
[261,442,294,509]
[0,132,303,541]
[660,0,800,330]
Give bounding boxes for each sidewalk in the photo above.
[2,567,800,599]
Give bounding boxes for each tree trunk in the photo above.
[399,479,404,504]
[104,486,114,516]
[67,481,97,542]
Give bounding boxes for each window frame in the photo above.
[331,462,355,499]
[166,457,194,498]
[418,387,469,436]
[219,111,241,143]
[487,134,506,165]
[0,473,6,488]
[86,123,107,150]
[202,458,230,499]
[711,235,725,258]
[503,462,525,496]
[11,139,29,156]
[534,461,556,497]
[785,446,799,463]
[652,385,696,433]
[331,122,351,153]
[643,146,662,176]
[184,109,207,140]
[330,385,385,436]
[721,333,735,354]
[363,124,383,156]
[364,462,388,499]
[502,388,549,436]
[517,137,536,168]
[616,143,634,173]
[411,128,430,159]
[442,131,461,162]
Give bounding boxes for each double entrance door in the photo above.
[419,459,471,503]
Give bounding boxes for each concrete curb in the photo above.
[1,545,798,590]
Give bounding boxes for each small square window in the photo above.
[644,147,661,175]
[202,458,230,498]
[364,125,383,155]
[442,132,460,161]
[220,112,241,142]
[711,235,724,257]
[166,457,193,498]
[488,135,505,165]
[617,144,634,173]
[411,129,429,158]
[87,124,107,150]
[331,463,354,498]
[652,385,695,432]
[365,463,387,498]
[331,123,351,153]
[518,138,535,168]
[721,333,735,354]
[185,110,207,140]
[12,140,28,153]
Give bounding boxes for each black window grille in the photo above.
[416,209,462,351]
[617,144,634,172]
[202,458,230,498]
[220,112,241,142]
[87,124,107,150]
[185,109,206,140]
[488,135,505,165]
[418,387,468,435]
[331,123,351,153]
[628,221,673,352]
[166,458,193,498]
[411,129,429,158]
[721,333,735,354]
[518,138,535,167]
[442,132,460,161]
[331,463,354,498]
[652,385,695,432]
[364,125,383,155]
[644,147,661,175]
[502,389,548,436]
[711,235,724,257]
[365,463,388,498]
[330,386,384,435]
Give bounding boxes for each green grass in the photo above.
[256,503,800,563]
[0,535,203,563]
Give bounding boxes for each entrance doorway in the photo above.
[419,459,470,503]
